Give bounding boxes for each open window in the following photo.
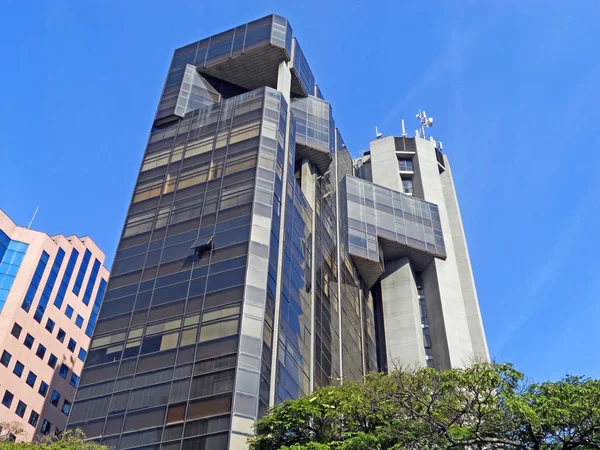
[191,235,214,258]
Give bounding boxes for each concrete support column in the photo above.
[276,60,292,103]
[379,257,427,369]
[268,59,293,408]
[300,158,317,390]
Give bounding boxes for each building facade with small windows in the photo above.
[66,14,488,450]
[0,209,109,441]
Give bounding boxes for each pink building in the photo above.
[0,209,109,441]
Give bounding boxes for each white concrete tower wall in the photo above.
[439,155,489,361]
[368,136,431,368]
[368,136,403,192]
[412,137,476,368]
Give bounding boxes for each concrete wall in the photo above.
[379,257,427,369]
[369,136,403,192]
[440,156,489,362]
[413,138,475,369]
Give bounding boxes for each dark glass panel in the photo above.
[186,394,232,421]
[123,406,166,432]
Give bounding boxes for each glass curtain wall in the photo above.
[312,153,341,388]
[69,87,286,450]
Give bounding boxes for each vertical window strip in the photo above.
[33,249,66,323]
[81,259,100,306]
[53,249,79,309]
[0,230,10,261]
[0,238,29,311]
[21,251,50,312]
[72,250,91,296]
[85,278,107,338]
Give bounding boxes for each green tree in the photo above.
[0,429,108,449]
[250,363,600,450]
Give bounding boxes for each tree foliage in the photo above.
[0,429,108,450]
[250,363,600,450]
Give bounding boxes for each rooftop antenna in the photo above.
[27,207,39,229]
[401,119,407,137]
[416,109,434,138]
[439,141,443,151]
[375,126,382,139]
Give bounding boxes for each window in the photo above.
[77,348,87,362]
[40,419,51,435]
[82,259,101,305]
[191,235,214,257]
[72,249,91,295]
[21,252,49,312]
[28,410,39,427]
[402,178,414,195]
[15,400,26,418]
[38,381,49,397]
[2,391,13,408]
[398,158,414,172]
[33,249,66,323]
[54,249,79,309]
[36,344,46,360]
[56,329,66,343]
[59,363,68,379]
[86,278,107,338]
[75,315,84,328]
[13,361,24,377]
[0,350,11,367]
[24,333,34,349]
[61,399,71,415]
[10,323,22,339]
[48,354,58,369]
[45,318,55,333]
[70,373,80,388]
[26,371,37,388]
[65,305,74,319]
[67,338,76,352]
[50,390,60,407]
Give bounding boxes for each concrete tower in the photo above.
[354,135,488,370]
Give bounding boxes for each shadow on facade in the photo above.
[35,352,77,440]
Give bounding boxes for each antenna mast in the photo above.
[416,109,434,139]
[28,207,39,229]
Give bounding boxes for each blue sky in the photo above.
[2,1,599,382]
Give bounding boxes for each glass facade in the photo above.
[69,85,296,449]
[290,38,315,97]
[21,251,50,312]
[291,96,334,156]
[275,178,313,401]
[344,175,446,264]
[34,249,66,323]
[0,233,29,312]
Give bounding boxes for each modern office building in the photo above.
[67,14,488,450]
[0,209,109,441]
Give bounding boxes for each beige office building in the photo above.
[0,209,109,441]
